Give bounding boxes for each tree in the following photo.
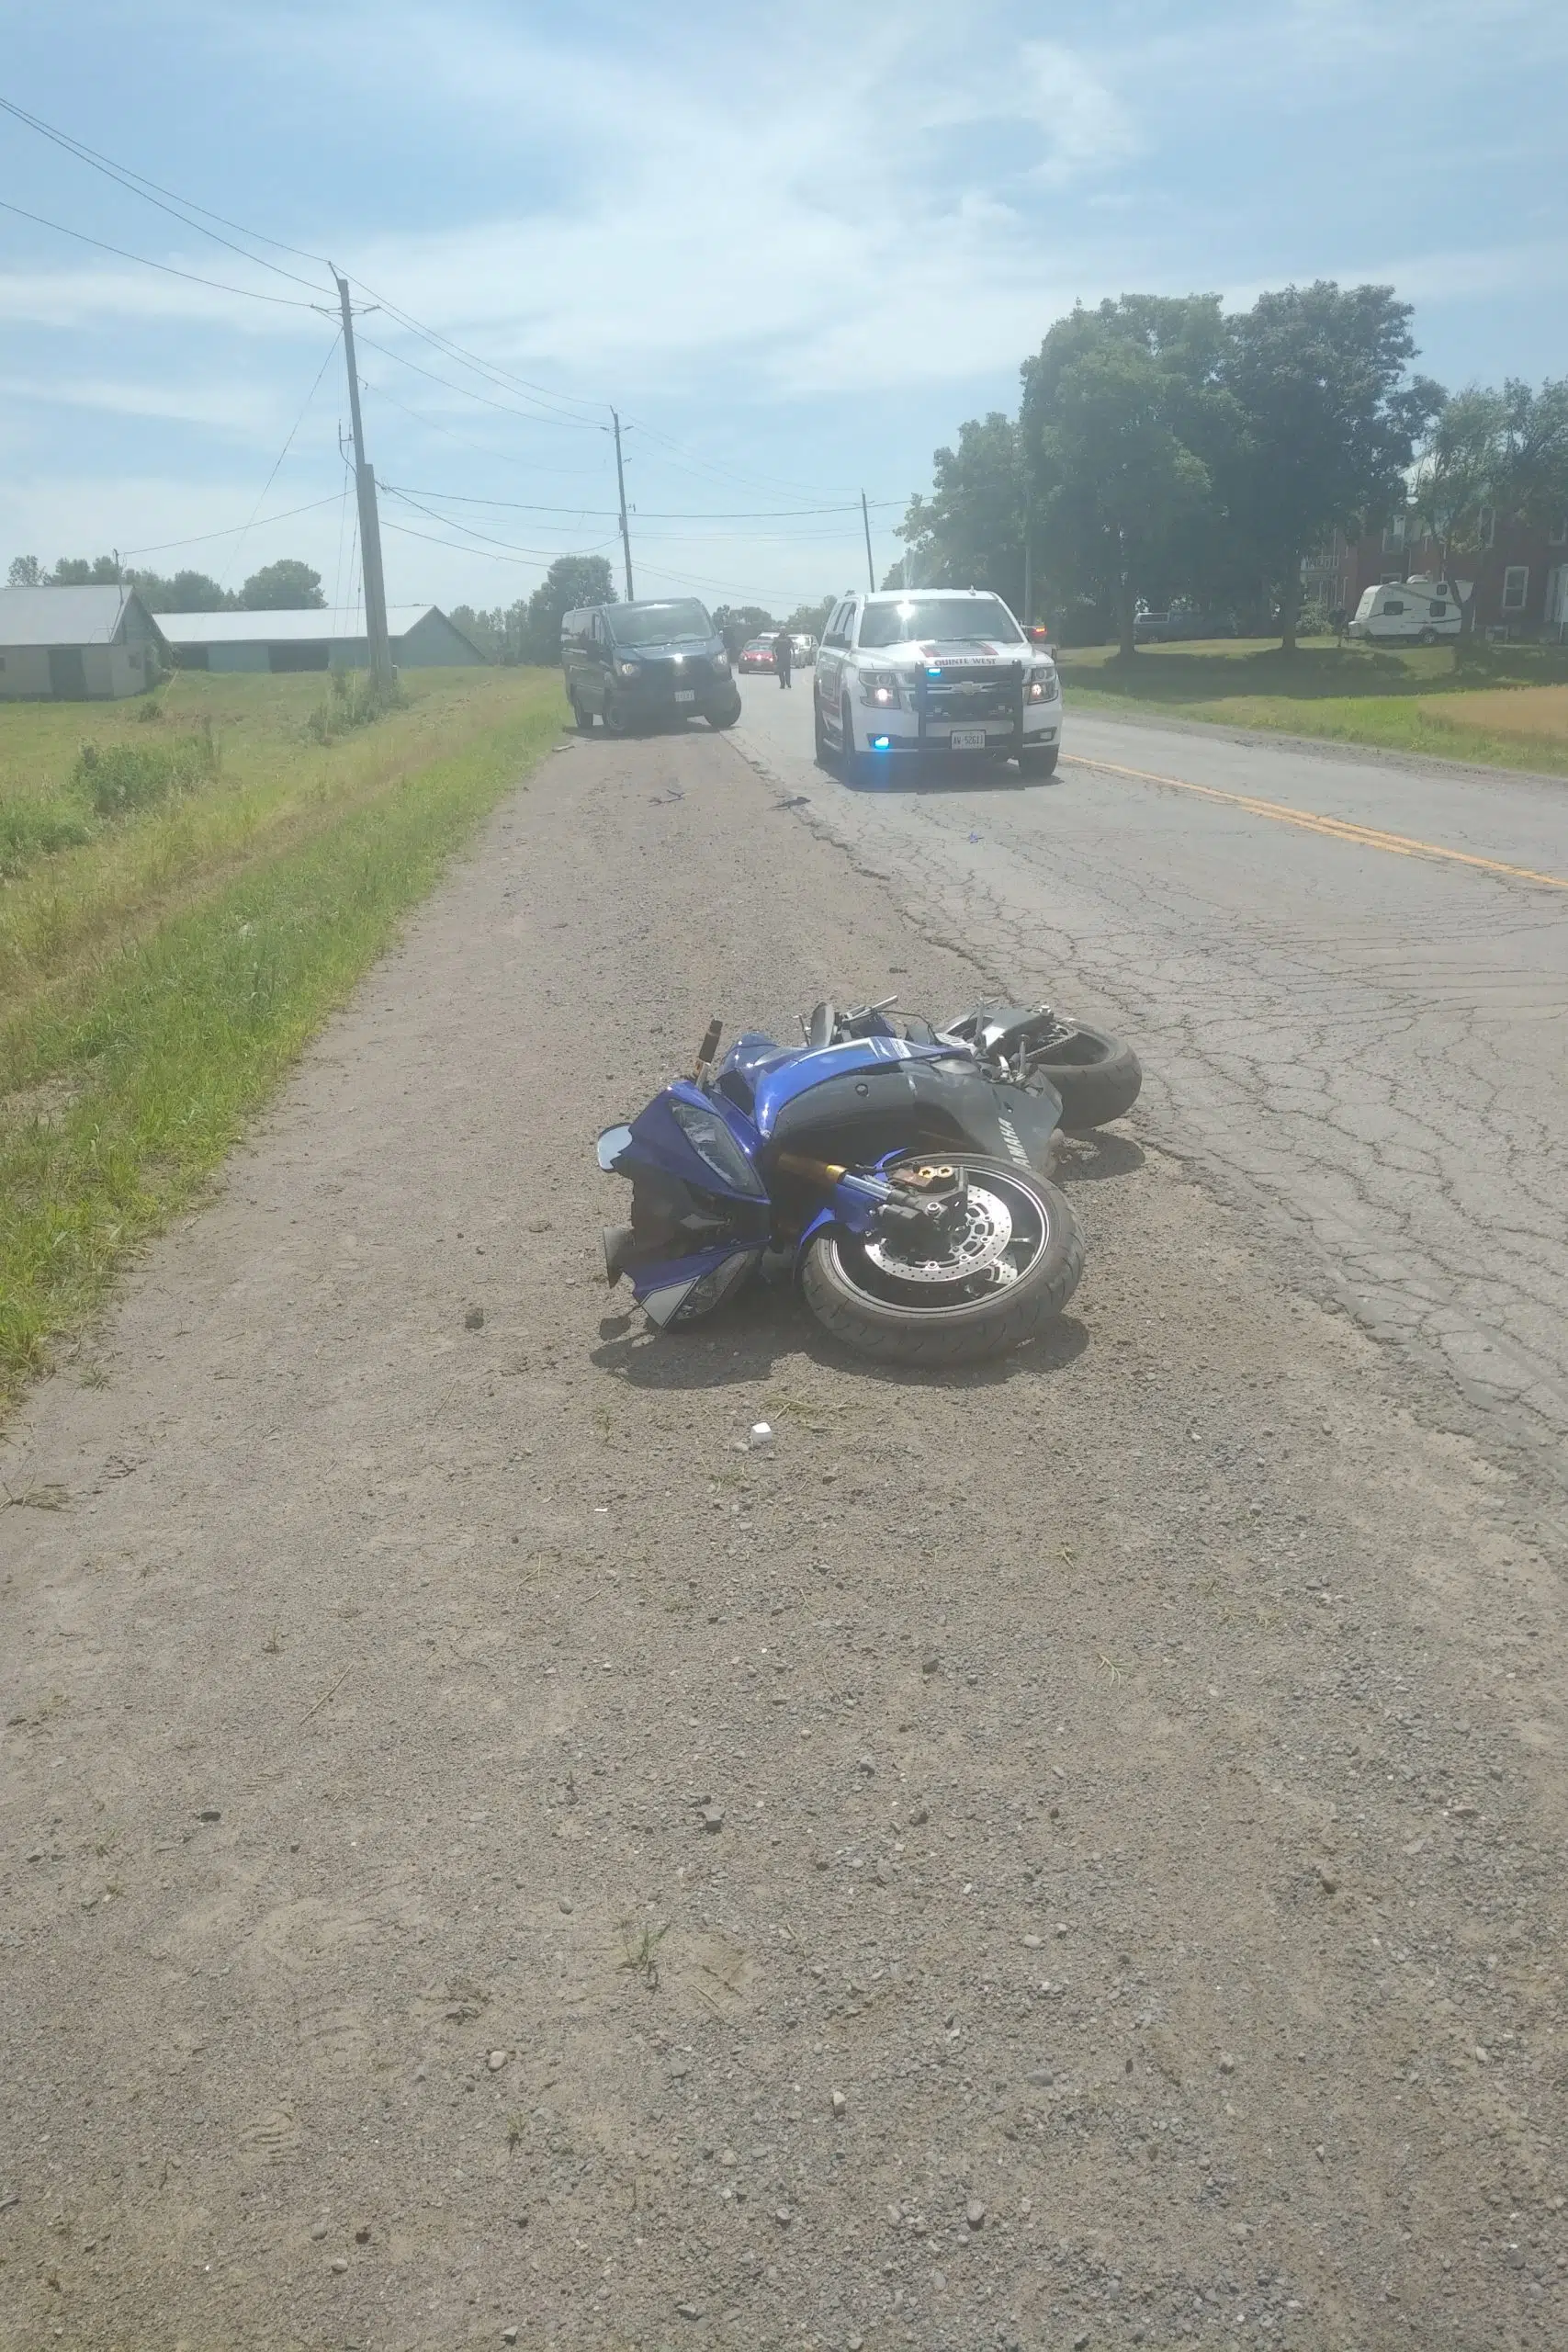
[1021,298,1228,659]
[1495,376,1568,530]
[897,413,1025,606]
[51,554,122,584]
[125,568,235,612]
[1411,387,1507,639]
[712,604,775,657]
[782,598,835,639]
[240,559,325,610]
[447,605,508,662]
[1222,282,1441,652]
[518,555,615,664]
[7,555,43,587]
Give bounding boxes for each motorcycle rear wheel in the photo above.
[802,1156,1082,1366]
[1027,1026,1141,1132]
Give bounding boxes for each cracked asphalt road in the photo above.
[732,680,1568,1492]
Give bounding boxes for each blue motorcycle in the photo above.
[597,995,1127,1366]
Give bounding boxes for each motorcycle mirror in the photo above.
[693,1017,723,1080]
[596,1124,634,1172]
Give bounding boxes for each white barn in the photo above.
[158,605,485,674]
[0,585,166,700]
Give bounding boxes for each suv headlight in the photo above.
[859,668,901,707]
[617,659,643,679]
[670,1099,767,1196]
[712,651,731,673]
[1027,663,1060,703]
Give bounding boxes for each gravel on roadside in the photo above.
[2,726,1565,2351]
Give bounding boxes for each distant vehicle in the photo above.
[791,634,818,666]
[561,597,740,732]
[739,638,777,674]
[1133,607,1235,643]
[812,588,1063,782]
[1346,577,1461,646]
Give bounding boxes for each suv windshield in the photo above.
[857,596,1023,650]
[605,600,713,647]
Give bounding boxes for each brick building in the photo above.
[1307,506,1568,639]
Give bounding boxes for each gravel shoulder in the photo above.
[2,723,1566,2351]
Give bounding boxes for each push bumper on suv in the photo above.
[853,663,1060,756]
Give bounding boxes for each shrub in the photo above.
[71,720,219,817]
[0,797,94,877]
[306,669,408,744]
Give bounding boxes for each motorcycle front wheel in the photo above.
[802,1156,1083,1367]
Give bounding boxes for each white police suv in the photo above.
[813,588,1063,782]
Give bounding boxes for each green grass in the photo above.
[1056,638,1568,776]
[0,667,565,1402]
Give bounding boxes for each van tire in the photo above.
[1019,745,1058,781]
[1418,627,1438,646]
[814,695,831,766]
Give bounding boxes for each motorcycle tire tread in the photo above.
[1030,1029,1142,1132]
[801,1162,1084,1367]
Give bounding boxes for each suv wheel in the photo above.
[840,691,876,788]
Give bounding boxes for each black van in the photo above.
[561,597,742,734]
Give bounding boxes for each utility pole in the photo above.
[612,409,635,601]
[335,272,393,693]
[861,491,875,592]
[1022,519,1033,627]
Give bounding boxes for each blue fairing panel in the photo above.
[750,1035,950,1140]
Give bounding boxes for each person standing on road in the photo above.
[774,629,793,691]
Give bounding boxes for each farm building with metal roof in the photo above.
[158,605,485,673]
[0,585,167,700]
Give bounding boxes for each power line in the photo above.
[355,331,602,432]
[121,491,345,560]
[381,515,618,565]
[360,377,615,479]
[0,96,331,294]
[0,196,321,309]
[379,482,899,521]
[344,272,608,430]
[220,328,344,591]
[0,97,333,272]
[383,486,620,562]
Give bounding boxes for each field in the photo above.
[0,665,565,1404]
[1057,637,1568,775]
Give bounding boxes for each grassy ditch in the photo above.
[1057,639,1568,776]
[0,667,565,1403]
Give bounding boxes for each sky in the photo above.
[1,0,1563,621]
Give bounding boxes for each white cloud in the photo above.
[0,373,286,434]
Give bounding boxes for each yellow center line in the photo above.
[1063,751,1568,893]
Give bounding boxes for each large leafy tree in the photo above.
[125,568,235,612]
[897,413,1025,606]
[6,555,43,587]
[1496,376,1568,528]
[240,559,325,610]
[1021,298,1230,658]
[51,554,123,585]
[1411,387,1507,637]
[1222,282,1441,652]
[520,554,616,663]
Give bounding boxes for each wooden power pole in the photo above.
[861,491,875,591]
[611,409,635,601]
[335,273,393,692]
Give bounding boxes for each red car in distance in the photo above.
[738,637,777,674]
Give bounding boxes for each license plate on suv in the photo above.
[950,728,987,752]
[674,689,695,704]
